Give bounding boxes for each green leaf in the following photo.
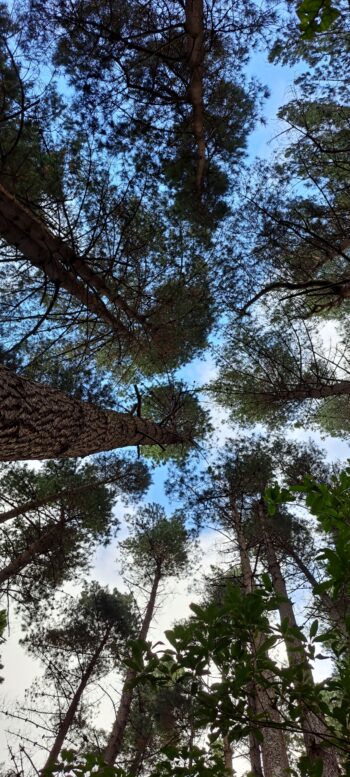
[297,0,340,38]
[261,572,273,592]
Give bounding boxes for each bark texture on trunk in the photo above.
[42,627,112,773]
[259,504,340,777]
[0,365,185,460]
[256,684,290,777]
[104,568,162,766]
[0,522,61,586]
[0,183,141,338]
[231,500,290,777]
[185,0,206,194]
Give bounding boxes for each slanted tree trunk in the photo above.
[42,626,112,774]
[258,503,340,777]
[0,521,63,586]
[271,531,348,640]
[0,365,186,460]
[0,472,124,525]
[231,498,290,777]
[185,0,206,194]
[219,668,234,775]
[0,182,144,338]
[242,274,350,316]
[257,380,350,405]
[104,567,162,765]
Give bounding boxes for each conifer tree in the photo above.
[104,504,193,765]
[0,456,149,608]
[210,317,350,435]
[168,436,342,776]
[21,582,138,772]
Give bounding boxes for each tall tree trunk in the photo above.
[231,499,290,777]
[256,683,290,777]
[249,722,264,777]
[272,531,348,639]
[42,626,112,773]
[219,668,234,775]
[185,0,206,194]
[258,503,340,777]
[0,365,186,460]
[128,733,151,777]
[0,182,144,338]
[0,521,63,586]
[223,734,233,774]
[104,567,162,766]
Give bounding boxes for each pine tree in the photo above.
[21,582,138,772]
[210,316,350,434]
[168,436,343,776]
[104,504,193,765]
[0,456,148,607]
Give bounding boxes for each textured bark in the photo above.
[259,504,340,777]
[0,522,61,586]
[185,0,206,194]
[0,183,142,338]
[104,567,162,765]
[256,684,290,777]
[230,499,290,777]
[42,626,112,773]
[0,364,186,460]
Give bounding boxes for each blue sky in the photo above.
[1,22,349,773]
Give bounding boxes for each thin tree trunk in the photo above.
[0,182,144,338]
[0,473,123,525]
[42,626,112,773]
[0,522,62,586]
[258,503,340,777]
[241,274,350,315]
[185,0,206,194]
[0,365,186,460]
[231,499,290,777]
[219,667,234,774]
[249,726,264,777]
[258,380,350,404]
[223,734,233,773]
[129,734,151,777]
[104,567,162,765]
